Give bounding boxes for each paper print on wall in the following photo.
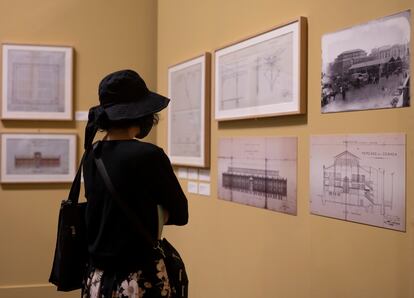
[215,17,307,120]
[168,53,210,167]
[1,134,76,183]
[310,134,406,231]
[321,10,410,112]
[2,44,73,120]
[218,137,297,215]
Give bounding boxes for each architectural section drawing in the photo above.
[218,137,297,215]
[310,134,406,231]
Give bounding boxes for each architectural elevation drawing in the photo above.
[169,62,202,158]
[6,138,71,175]
[218,32,293,111]
[310,134,406,231]
[218,137,297,215]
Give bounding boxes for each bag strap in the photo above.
[67,150,88,204]
[94,154,156,247]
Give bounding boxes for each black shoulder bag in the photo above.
[49,152,89,291]
[94,155,188,298]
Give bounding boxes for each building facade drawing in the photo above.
[222,166,287,201]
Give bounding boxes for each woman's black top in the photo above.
[83,140,188,272]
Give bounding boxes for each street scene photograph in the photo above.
[321,10,410,113]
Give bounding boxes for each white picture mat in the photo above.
[2,44,73,120]
[1,133,76,183]
[310,133,406,231]
[215,21,300,120]
[168,54,207,167]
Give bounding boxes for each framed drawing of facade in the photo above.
[2,44,73,120]
[1,133,77,183]
[214,17,307,121]
[168,53,211,167]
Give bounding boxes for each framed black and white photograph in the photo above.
[168,53,211,167]
[214,17,307,121]
[321,10,411,113]
[2,44,73,120]
[1,133,76,183]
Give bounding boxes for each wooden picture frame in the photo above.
[2,44,73,120]
[214,17,307,121]
[167,53,211,167]
[1,133,77,183]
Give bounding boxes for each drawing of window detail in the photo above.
[218,137,297,215]
[310,134,405,231]
[170,63,202,158]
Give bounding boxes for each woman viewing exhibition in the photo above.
[82,69,189,298]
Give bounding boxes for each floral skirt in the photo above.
[82,259,171,298]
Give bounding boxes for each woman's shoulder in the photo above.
[121,140,166,159]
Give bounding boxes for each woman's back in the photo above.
[83,140,188,273]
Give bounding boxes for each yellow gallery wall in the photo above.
[0,1,413,298]
[0,1,158,297]
[156,1,414,298]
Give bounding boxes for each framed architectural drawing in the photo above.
[168,53,211,167]
[218,136,297,215]
[1,133,77,183]
[321,10,410,113]
[310,133,406,231]
[2,44,73,120]
[214,17,307,121]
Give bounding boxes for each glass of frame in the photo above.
[2,44,73,120]
[167,53,211,167]
[1,133,77,183]
[214,17,307,121]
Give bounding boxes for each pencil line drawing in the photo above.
[168,53,210,167]
[218,33,293,111]
[218,137,297,215]
[2,44,73,120]
[310,134,405,231]
[170,63,202,157]
[214,17,307,121]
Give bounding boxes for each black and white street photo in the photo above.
[321,10,410,113]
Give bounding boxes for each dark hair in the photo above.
[97,113,159,132]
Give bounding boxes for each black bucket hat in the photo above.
[98,69,169,121]
[84,69,169,149]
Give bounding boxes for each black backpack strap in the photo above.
[93,154,156,248]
